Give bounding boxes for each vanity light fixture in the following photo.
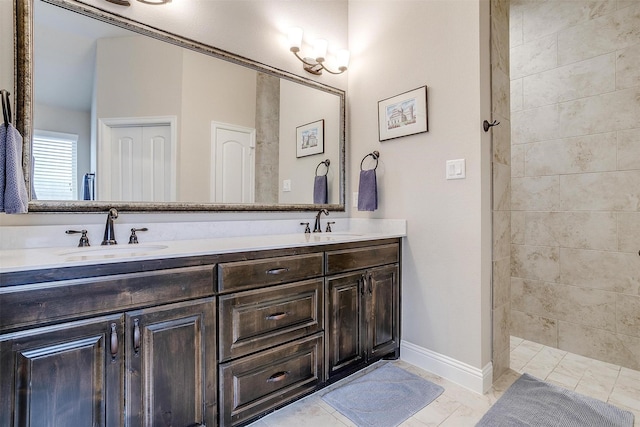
[288,27,349,75]
[105,0,171,5]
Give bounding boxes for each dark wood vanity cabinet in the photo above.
[0,238,401,427]
[0,263,217,427]
[0,314,124,427]
[326,245,400,380]
[124,298,217,427]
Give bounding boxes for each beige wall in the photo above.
[348,0,493,375]
[510,0,640,370]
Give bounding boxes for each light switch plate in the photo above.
[283,179,292,192]
[353,192,359,205]
[446,159,466,180]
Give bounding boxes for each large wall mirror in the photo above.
[15,0,345,212]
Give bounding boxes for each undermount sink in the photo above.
[325,232,364,237]
[58,244,168,258]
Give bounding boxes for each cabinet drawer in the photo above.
[0,265,216,332]
[218,253,324,292]
[219,279,323,361]
[219,333,324,426]
[326,243,399,275]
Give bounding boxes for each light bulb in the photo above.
[313,39,328,63]
[336,49,350,71]
[288,27,303,52]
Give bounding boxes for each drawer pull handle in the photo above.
[265,312,289,321]
[266,371,289,383]
[133,318,141,354]
[266,267,290,275]
[110,322,119,359]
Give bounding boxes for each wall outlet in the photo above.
[283,179,292,192]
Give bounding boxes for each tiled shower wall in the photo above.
[491,0,512,380]
[509,0,640,370]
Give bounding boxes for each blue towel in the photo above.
[357,169,377,211]
[313,175,328,204]
[0,124,29,213]
[83,174,95,200]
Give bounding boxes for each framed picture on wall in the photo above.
[378,86,428,141]
[296,119,324,158]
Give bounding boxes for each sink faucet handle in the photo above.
[66,229,90,247]
[300,222,311,233]
[326,221,335,232]
[129,227,148,244]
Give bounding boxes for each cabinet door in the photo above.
[367,265,400,360]
[125,298,216,427]
[326,272,365,377]
[0,314,124,427]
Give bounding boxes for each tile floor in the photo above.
[247,337,640,427]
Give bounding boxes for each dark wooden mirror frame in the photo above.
[15,0,346,212]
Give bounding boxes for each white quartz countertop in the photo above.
[0,219,406,274]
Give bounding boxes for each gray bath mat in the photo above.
[477,373,634,427]
[322,363,444,427]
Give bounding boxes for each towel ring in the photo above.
[360,151,380,171]
[315,159,330,176]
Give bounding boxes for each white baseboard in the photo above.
[400,340,493,394]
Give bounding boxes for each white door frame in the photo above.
[98,116,178,201]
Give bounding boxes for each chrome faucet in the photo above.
[313,209,329,233]
[101,208,118,245]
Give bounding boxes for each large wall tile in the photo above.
[558,3,640,65]
[525,133,617,176]
[512,104,559,144]
[511,244,560,282]
[492,68,511,121]
[617,294,640,338]
[560,248,640,294]
[493,162,511,211]
[511,143,525,177]
[616,43,640,89]
[558,321,640,370]
[618,212,640,253]
[512,176,559,211]
[494,210,511,260]
[617,128,640,171]
[493,303,511,356]
[491,0,510,76]
[512,278,616,331]
[523,54,616,109]
[511,309,558,347]
[493,257,511,309]
[522,0,616,43]
[511,211,525,244]
[492,115,511,165]
[560,170,640,211]
[511,33,557,79]
[524,211,617,251]
[511,77,523,112]
[509,3,524,48]
[558,88,640,138]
